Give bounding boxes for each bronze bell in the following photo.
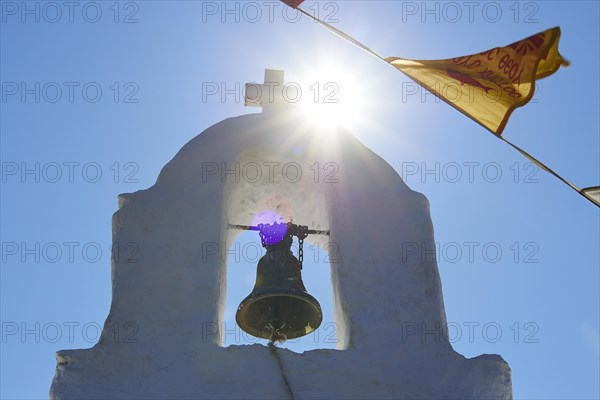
[236,226,322,342]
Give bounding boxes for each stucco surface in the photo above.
[50,110,511,399]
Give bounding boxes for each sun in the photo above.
[296,65,365,130]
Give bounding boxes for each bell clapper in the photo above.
[268,304,287,343]
[269,326,288,344]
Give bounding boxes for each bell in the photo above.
[236,233,322,342]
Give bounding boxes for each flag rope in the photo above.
[294,6,386,62]
[498,136,599,207]
[290,3,599,208]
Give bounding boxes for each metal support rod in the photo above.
[228,223,330,236]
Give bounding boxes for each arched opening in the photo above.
[217,150,341,351]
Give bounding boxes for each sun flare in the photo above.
[297,65,365,130]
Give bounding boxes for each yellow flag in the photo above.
[386,27,569,135]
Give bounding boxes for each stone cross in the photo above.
[245,69,288,111]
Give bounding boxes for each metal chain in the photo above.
[298,237,304,268]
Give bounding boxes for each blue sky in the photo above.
[1,1,598,399]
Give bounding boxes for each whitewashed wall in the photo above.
[50,110,511,399]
